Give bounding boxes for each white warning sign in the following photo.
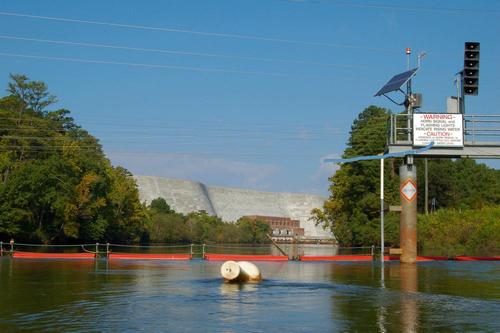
[400,179,417,202]
[413,113,464,147]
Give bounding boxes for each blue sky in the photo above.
[0,0,499,195]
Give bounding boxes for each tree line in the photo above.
[145,198,270,244]
[0,74,270,244]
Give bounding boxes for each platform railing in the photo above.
[389,113,413,144]
[388,113,500,146]
[464,114,500,144]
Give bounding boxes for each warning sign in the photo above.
[413,113,463,147]
[400,179,417,202]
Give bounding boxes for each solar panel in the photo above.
[374,68,419,96]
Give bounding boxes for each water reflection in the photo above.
[1,257,499,332]
[220,281,258,295]
[400,263,418,333]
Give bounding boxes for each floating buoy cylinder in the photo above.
[220,260,262,282]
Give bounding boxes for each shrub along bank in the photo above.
[145,198,270,244]
[418,206,500,256]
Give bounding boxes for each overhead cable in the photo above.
[0,52,292,77]
[0,11,396,52]
[0,34,367,69]
[319,1,500,14]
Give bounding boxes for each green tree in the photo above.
[418,206,500,256]
[417,159,500,211]
[150,197,174,214]
[0,74,146,243]
[145,199,272,244]
[312,106,400,246]
[313,105,500,249]
[235,217,271,243]
[7,74,57,117]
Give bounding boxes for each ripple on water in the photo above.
[1,260,499,332]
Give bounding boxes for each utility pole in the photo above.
[380,158,384,262]
[425,158,428,215]
[406,48,412,142]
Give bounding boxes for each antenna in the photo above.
[418,51,427,68]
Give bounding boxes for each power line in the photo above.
[285,0,500,14]
[0,11,396,52]
[74,118,346,132]
[0,145,100,149]
[0,126,346,140]
[0,52,294,77]
[0,119,346,135]
[0,147,335,158]
[0,127,345,137]
[105,151,334,158]
[0,34,368,69]
[0,115,346,130]
[0,131,347,142]
[336,1,500,14]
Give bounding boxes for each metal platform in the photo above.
[387,114,500,158]
[387,144,500,158]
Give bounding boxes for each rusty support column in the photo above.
[399,161,417,264]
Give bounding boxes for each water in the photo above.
[1,257,499,332]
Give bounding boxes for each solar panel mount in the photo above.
[375,68,419,97]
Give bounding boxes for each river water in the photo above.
[1,254,499,332]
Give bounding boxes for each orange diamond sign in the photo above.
[400,179,417,202]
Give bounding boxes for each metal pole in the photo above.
[406,48,411,70]
[106,243,110,257]
[0,241,3,256]
[380,158,385,262]
[190,244,193,257]
[461,71,466,115]
[390,115,394,143]
[202,243,205,259]
[472,115,476,143]
[266,234,288,257]
[95,242,99,256]
[425,158,429,215]
[406,48,412,142]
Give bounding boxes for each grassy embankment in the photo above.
[418,206,500,256]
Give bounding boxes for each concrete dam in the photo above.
[134,176,334,239]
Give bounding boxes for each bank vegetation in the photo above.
[312,106,500,255]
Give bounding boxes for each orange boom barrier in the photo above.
[300,255,374,261]
[108,253,191,260]
[455,256,500,261]
[13,251,95,259]
[415,256,449,261]
[204,253,288,261]
[300,255,451,262]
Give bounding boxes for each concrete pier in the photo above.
[399,164,417,264]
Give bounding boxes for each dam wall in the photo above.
[134,176,216,216]
[134,175,333,239]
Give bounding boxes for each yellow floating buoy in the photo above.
[220,260,262,282]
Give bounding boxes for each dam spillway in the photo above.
[134,175,333,239]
